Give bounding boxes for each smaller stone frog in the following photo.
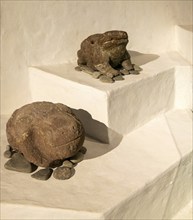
[75,30,142,83]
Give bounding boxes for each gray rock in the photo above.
[4,152,37,173]
[78,65,94,75]
[79,146,87,154]
[113,75,124,81]
[92,72,102,79]
[129,70,140,75]
[70,152,84,164]
[31,168,53,180]
[99,75,114,83]
[75,66,82,71]
[133,64,142,71]
[53,167,75,180]
[62,160,74,168]
[120,69,130,75]
[4,150,12,158]
[125,64,133,71]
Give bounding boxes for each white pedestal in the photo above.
[175,25,193,65]
[29,52,191,142]
[1,109,192,219]
[2,37,192,219]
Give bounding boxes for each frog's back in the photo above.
[78,33,103,68]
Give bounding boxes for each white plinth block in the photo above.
[29,52,191,142]
[175,25,193,64]
[1,109,192,219]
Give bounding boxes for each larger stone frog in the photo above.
[75,30,142,83]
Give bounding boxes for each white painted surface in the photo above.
[175,66,193,109]
[175,25,193,64]
[29,52,191,140]
[1,110,192,219]
[1,204,102,220]
[172,201,193,220]
[1,1,192,219]
[1,1,192,114]
[163,110,193,219]
[165,109,192,157]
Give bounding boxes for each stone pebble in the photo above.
[120,69,130,75]
[79,146,87,154]
[125,64,133,71]
[53,167,75,180]
[31,168,53,180]
[113,75,124,81]
[4,145,15,158]
[129,70,140,75]
[75,66,82,71]
[92,72,102,79]
[62,160,74,168]
[4,150,12,158]
[99,75,114,83]
[69,152,84,164]
[133,64,143,71]
[4,152,37,173]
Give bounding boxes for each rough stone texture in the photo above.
[79,146,87,154]
[3,150,12,158]
[69,152,84,164]
[53,167,75,180]
[120,69,130,75]
[99,75,114,83]
[4,152,37,173]
[92,72,102,79]
[133,64,143,71]
[129,70,140,75]
[76,31,134,81]
[6,102,85,167]
[31,168,53,181]
[113,75,124,81]
[62,160,74,168]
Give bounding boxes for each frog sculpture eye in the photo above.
[75,30,142,83]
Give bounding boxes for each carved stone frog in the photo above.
[75,30,141,83]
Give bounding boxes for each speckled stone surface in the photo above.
[6,102,85,167]
[31,168,53,181]
[4,152,37,173]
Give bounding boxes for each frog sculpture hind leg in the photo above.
[76,53,124,83]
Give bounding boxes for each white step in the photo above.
[175,25,193,64]
[29,51,192,142]
[1,109,192,219]
[172,201,192,220]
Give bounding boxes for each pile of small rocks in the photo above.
[75,64,142,83]
[4,145,87,181]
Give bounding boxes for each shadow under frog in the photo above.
[75,30,143,83]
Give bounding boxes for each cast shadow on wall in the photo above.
[72,108,123,160]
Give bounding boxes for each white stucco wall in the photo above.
[1,1,192,114]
